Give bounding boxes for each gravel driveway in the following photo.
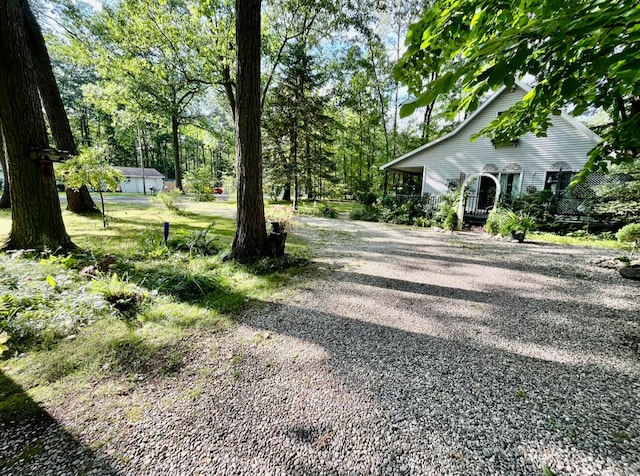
[3,217,640,475]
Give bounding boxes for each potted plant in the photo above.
[500,210,536,243]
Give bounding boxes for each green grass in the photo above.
[0,200,310,414]
[530,231,627,251]
[264,199,358,219]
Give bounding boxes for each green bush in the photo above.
[443,208,459,231]
[322,207,338,218]
[501,210,537,235]
[485,208,503,234]
[377,198,429,225]
[153,189,182,212]
[358,191,378,207]
[484,208,536,236]
[432,191,460,229]
[184,166,218,201]
[510,190,555,229]
[350,205,380,222]
[168,225,220,256]
[616,223,640,252]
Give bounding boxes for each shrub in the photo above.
[153,189,182,212]
[443,208,459,231]
[89,273,149,320]
[510,190,556,229]
[322,207,338,218]
[168,225,220,256]
[616,223,640,253]
[359,191,378,207]
[377,198,429,225]
[501,210,537,235]
[350,205,380,222]
[184,166,217,201]
[433,191,460,229]
[485,208,504,235]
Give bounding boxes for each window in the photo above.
[544,170,574,193]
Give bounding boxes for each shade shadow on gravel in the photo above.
[0,372,118,476]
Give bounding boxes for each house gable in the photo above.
[381,82,602,196]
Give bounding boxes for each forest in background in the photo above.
[34,0,451,202]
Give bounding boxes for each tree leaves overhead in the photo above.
[395,0,640,177]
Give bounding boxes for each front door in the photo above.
[478,175,497,211]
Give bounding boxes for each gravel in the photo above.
[2,217,640,475]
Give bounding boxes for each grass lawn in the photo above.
[0,200,309,421]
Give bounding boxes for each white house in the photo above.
[115,167,165,194]
[381,82,602,216]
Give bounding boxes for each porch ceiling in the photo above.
[384,165,423,174]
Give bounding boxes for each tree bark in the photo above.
[282,182,291,201]
[172,114,183,190]
[0,0,73,250]
[230,0,268,262]
[0,124,11,209]
[22,2,97,214]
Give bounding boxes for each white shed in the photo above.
[115,167,165,194]
[381,81,602,208]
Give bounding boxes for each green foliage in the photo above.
[502,211,537,234]
[58,144,123,194]
[396,0,640,177]
[616,223,640,253]
[484,208,503,235]
[350,205,380,222]
[485,208,537,236]
[168,225,220,256]
[130,261,224,302]
[510,190,556,228]
[184,166,218,202]
[58,144,124,227]
[0,256,112,354]
[594,161,640,223]
[152,189,182,213]
[358,191,378,207]
[381,200,423,225]
[89,273,148,320]
[443,208,459,231]
[433,191,460,229]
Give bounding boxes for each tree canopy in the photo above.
[395,0,640,180]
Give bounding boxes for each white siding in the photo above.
[391,86,599,196]
[120,177,164,193]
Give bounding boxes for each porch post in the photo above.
[421,166,428,196]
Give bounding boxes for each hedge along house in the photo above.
[115,166,165,194]
[380,81,602,224]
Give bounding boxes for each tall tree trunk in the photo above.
[291,125,299,210]
[172,114,183,190]
[0,0,73,250]
[305,137,313,200]
[22,1,97,214]
[231,0,268,262]
[0,124,11,209]
[282,182,291,202]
